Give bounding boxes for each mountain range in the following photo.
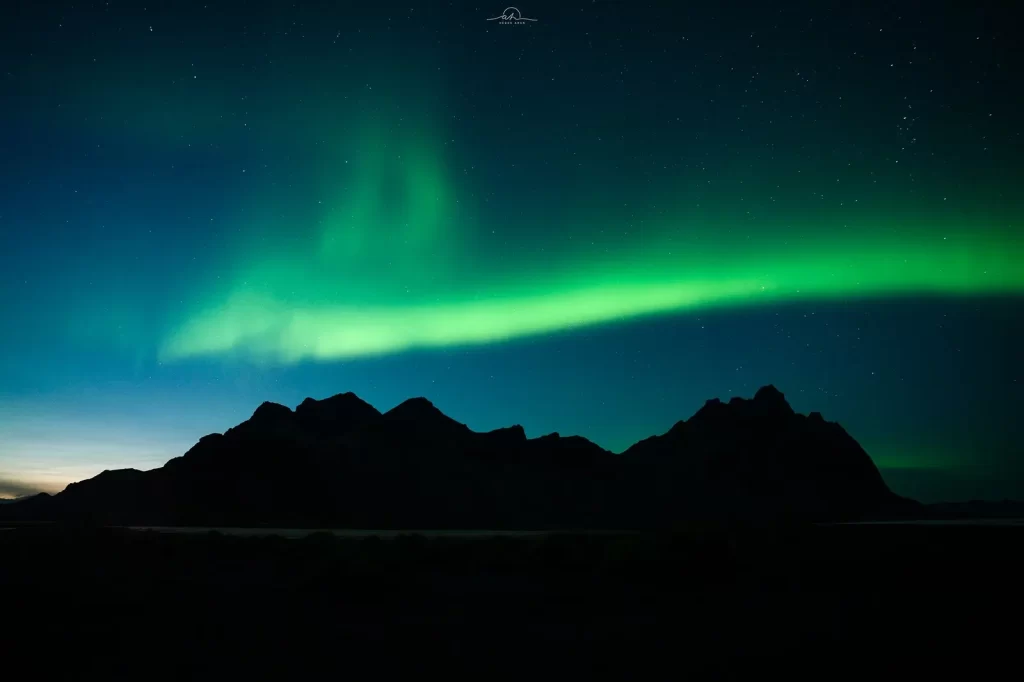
[0,385,918,528]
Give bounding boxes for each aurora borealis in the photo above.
[2,1,1022,501]
[160,223,1024,364]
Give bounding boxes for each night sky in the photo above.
[1,1,1022,502]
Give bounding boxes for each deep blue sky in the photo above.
[1,0,1022,501]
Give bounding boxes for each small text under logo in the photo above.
[487,7,537,24]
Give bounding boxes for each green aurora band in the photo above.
[160,230,1024,364]
[158,124,1024,365]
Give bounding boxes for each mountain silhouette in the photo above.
[0,385,916,528]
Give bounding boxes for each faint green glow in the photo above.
[869,447,968,470]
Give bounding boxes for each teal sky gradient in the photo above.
[1,1,1022,501]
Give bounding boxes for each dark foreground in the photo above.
[2,524,1020,677]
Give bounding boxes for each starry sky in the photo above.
[1,0,1022,502]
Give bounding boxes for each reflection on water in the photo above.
[122,521,1024,537]
[125,527,568,539]
[833,519,1024,527]
[7,522,1022,538]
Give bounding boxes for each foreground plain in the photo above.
[1,523,1020,676]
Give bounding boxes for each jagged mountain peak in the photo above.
[297,392,382,425]
[384,397,469,431]
[753,384,794,414]
[251,401,293,422]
